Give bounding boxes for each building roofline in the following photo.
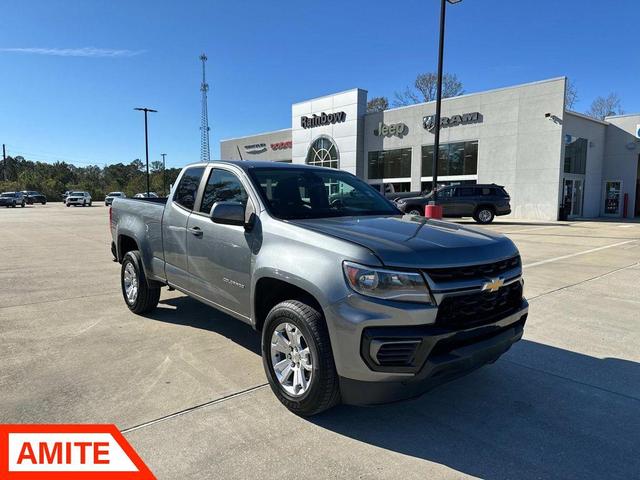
[604,112,640,120]
[565,110,609,126]
[291,87,368,106]
[377,76,567,115]
[220,127,292,143]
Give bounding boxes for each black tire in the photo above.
[262,300,340,416]
[473,206,495,224]
[66,204,70,207]
[408,208,423,216]
[121,250,161,314]
[11,203,16,208]
[21,202,25,208]
[88,201,92,207]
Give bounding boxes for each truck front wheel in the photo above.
[121,250,160,314]
[262,300,340,416]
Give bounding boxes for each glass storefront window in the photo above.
[367,148,412,179]
[564,135,587,174]
[421,141,478,177]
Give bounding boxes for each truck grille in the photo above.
[424,255,521,283]
[436,281,523,328]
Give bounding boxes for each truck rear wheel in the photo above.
[262,300,340,416]
[121,250,160,314]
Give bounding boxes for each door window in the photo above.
[439,187,455,199]
[174,167,205,210]
[199,169,248,214]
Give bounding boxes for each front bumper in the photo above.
[338,304,527,405]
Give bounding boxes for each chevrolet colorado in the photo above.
[110,161,528,415]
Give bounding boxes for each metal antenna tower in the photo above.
[199,53,211,162]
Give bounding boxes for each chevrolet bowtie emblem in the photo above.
[482,277,504,293]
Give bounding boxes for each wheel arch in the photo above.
[117,234,139,263]
[474,203,496,214]
[253,276,324,333]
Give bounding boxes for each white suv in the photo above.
[66,191,92,207]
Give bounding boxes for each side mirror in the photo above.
[210,202,245,226]
[210,201,257,231]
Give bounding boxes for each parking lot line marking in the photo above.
[120,383,269,434]
[522,240,637,269]
[0,290,120,310]
[527,262,640,301]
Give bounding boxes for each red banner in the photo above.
[0,424,155,479]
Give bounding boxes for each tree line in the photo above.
[0,156,182,201]
[367,73,625,120]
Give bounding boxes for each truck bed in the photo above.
[110,197,167,282]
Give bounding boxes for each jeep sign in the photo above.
[374,122,407,137]
[423,112,482,131]
[300,111,347,129]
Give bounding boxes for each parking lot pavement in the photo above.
[1,204,639,479]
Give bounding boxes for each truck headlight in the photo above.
[343,261,434,304]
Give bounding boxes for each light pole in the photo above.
[134,107,157,197]
[161,153,167,197]
[427,0,461,220]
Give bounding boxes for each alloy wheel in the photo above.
[479,209,492,222]
[123,262,139,304]
[270,322,313,397]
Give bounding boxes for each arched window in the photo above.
[306,136,339,169]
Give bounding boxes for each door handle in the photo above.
[188,226,203,237]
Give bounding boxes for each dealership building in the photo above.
[220,77,640,220]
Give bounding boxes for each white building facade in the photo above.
[221,77,640,220]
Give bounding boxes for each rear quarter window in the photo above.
[174,167,205,210]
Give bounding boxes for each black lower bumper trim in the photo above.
[343,310,527,406]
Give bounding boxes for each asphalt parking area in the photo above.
[1,204,639,479]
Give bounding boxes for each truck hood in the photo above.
[291,215,518,268]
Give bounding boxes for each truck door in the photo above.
[186,166,254,320]
[162,166,205,288]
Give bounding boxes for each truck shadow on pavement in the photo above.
[311,340,640,480]
[147,296,639,479]
[151,296,262,355]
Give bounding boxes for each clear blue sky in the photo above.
[1,0,638,169]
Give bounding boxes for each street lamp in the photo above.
[134,107,157,197]
[161,153,167,197]
[426,0,461,220]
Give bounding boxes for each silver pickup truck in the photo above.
[110,161,528,415]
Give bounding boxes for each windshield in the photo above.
[108,192,122,197]
[71,192,84,196]
[249,167,399,220]
[1,193,14,197]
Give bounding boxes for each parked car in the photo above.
[110,161,527,416]
[105,192,126,206]
[0,191,26,208]
[395,184,511,224]
[22,190,47,205]
[65,191,92,207]
[133,192,158,198]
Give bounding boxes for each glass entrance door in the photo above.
[604,181,622,216]
[563,178,584,218]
